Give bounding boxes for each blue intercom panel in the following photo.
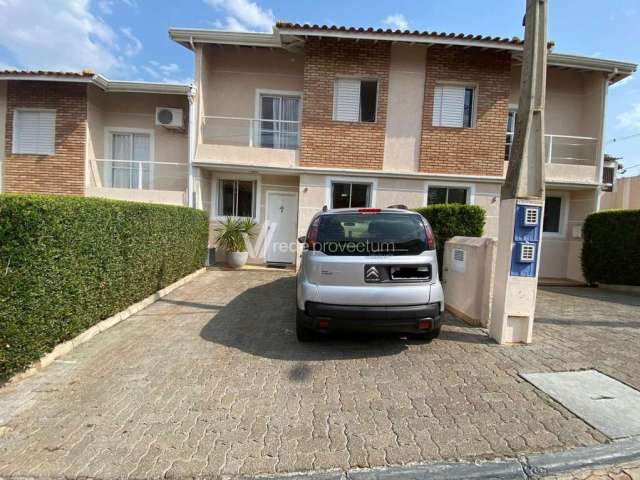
[510,203,542,277]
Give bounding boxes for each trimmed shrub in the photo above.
[0,194,209,382]
[413,204,486,273]
[582,209,640,286]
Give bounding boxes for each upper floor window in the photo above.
[432,84,476,128]
[258,93,300,150]
[333,78,378,123]
[331,182,372,208]
[218,179,256,218]
[12,109,56,155]
[505,109,517,161]
[427,186,469,205]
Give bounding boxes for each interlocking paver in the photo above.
[0,271,638,478]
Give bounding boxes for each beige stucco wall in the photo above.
[0,80,6,192]
[203,45,304,120]
[600,175,640,210]
[383,44,426,172]
[86,86,189,193]
[510,67,604,138]
[539,188,596,281]
[297,173,502,240]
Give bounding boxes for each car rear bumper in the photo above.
[300,301,441,333]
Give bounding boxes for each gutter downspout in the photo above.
[187,85,197,208]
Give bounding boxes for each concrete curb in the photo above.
[7,267,206,386]
[249,438,640,480]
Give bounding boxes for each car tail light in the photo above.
[306,217,320,250]
[418,319,433,330]
[358,208,381,214]
[423,221,436,250]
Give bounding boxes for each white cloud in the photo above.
[0,0,141,76]
[97,0,137,15]
[120,27,142,56]
[143,61,191,84]
[611,75,633,89]
[204,0,275,32]
[617,103,640,130]
[382,13,409,31]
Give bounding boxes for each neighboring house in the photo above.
[0,70,191,205]
[168,23,636,281]
[600,175,640,210]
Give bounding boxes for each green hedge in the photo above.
[582,209,640,286]
[0,194,209,382]
[413,204,486,274]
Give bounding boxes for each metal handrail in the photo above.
[88,159,187,190]
[202,115,300,124]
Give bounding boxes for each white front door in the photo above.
[266,192,298,264]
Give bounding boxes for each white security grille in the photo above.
[524,207,539,226]
[520,244,536,263]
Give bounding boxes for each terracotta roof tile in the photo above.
[0,69,95,77]
[275,22,528,46]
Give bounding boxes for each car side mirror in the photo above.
[297,235,306,244]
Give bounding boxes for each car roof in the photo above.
[317,208,419,216]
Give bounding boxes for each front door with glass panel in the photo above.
[259,94,300,149]
[109,132,151,189]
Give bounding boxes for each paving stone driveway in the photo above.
[0,270,638,479]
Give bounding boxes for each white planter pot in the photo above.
[227,251,249,269]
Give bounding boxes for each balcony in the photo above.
[87,159,188,205]
[545,134,599,184]
[506,134,600,185]
[196,116,299,168]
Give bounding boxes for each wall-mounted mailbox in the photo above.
[522,207,540,227]
[518,243,536,263]
[511,203,542,277]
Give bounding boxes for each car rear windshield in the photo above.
[314,212,428,256]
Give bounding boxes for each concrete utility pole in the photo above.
[489,0,548,344]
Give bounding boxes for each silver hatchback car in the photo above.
[296,207,444,342]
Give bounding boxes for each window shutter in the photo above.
[333,78,360,121]
[432,85,465,128]
[14,110,56,154]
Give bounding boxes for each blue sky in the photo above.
[0,0,638,174]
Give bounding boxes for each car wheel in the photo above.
[296,309,315,342]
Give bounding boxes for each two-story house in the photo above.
[0,70,191,205]
[169,23,636,281]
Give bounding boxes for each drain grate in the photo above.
[521,370,640,439]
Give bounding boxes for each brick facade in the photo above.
[299,38,390,170]
[4,81,87,195]
[419,46,511,176]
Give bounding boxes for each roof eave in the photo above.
[276,27,524,52]
[169,27,282,49]
[547,53,636,81]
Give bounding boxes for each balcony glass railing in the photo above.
[201,116,300,150]
[545,134,598,166]
[88,159,187,192]
[506,134,598,166]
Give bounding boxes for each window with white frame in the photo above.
[108,131,152,189]
[505,109,517,161]
[432,84,476,128]
[258,94,300,149]
[333,78,378,122]
[427,186,469,205]
[331,182,372,208]
[543,196,563,234]
[13,109,56,155]
[217,179,257,217]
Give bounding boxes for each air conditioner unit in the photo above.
[155,107,183,129]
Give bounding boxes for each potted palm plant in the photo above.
[214,217,257,268]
